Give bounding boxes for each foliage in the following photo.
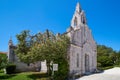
[0,69,4,73]
[97,45,120,69]
[53,58,69,80]
[98,66,114,70]
[15,30,70,79]
[15,30,32,64]
[50,36,70,80]
[0,53,8,70]
[30,31,70,79]
[98,56,113,67]
[6,64,16,74]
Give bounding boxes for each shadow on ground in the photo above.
[0,74,16,79]
[27,73,49,80]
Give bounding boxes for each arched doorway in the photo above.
[85,54,89,72]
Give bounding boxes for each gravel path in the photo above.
[76,67,120,80]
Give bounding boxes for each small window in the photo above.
[74,17,77,27]
[83,17,86,24]
[81,15,86,24]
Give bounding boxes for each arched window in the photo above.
[85,54,89,72]
[83,16,86,24]
[77,53,79,67]
[74,17,77,27]
[81,15,86,24]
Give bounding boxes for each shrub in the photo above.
[0,69,4,73]
[115,65,120,67]
[98,66,114,71]
[52,58,69,80]
[6,64,16,74]
[0,54,8,70]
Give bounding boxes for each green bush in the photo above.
[6,64,16,74]
[98,66,114,71]
[115,65,120,67]
[0,54,8,70]
[52,58,69,80]
[0,69,4,73]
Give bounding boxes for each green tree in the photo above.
[31,30,70,78]
[0,53,8,70]
[115,51,120,65]
[52,35,70,80]
[15,30,32,65]
[15,30,70,79]
[97,45,118,69]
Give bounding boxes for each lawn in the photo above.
[0,70,49,80]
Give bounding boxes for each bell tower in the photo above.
[8,37,13,46]
[8,37,15,62]
[71,2,87,30]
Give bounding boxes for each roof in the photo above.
[0,51,7,54]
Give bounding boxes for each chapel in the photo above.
[7,2,97,75]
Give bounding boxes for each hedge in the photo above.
[6,64,16,74]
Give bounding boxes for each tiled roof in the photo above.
[0,51,7,54]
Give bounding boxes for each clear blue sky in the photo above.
[0,0,120,52]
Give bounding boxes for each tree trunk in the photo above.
[47,61,51,76]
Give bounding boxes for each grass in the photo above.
[0,70,49,80]
[0,69,4,73]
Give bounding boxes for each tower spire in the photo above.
[9,36,13,46]
[76,2,81,13]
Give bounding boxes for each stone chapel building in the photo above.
[67,3,97,75]
[7,2,97,75]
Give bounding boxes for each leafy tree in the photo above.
[97,45,119,69]
[98,56,113,67]
[0,53,8,70]
[52,36,70,80]
[115,51,120,65]
[15,30,32,64]
[31,30,70,78]
[15,30,70,79]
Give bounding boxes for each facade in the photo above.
[67,3,97,75]
[7,2,97,75]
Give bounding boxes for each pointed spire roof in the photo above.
[9,36,13,45]
[9,36,12,41]
[75,2,81,13]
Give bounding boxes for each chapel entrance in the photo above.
[85,54,89,72]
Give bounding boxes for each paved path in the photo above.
[76,67,120,80]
